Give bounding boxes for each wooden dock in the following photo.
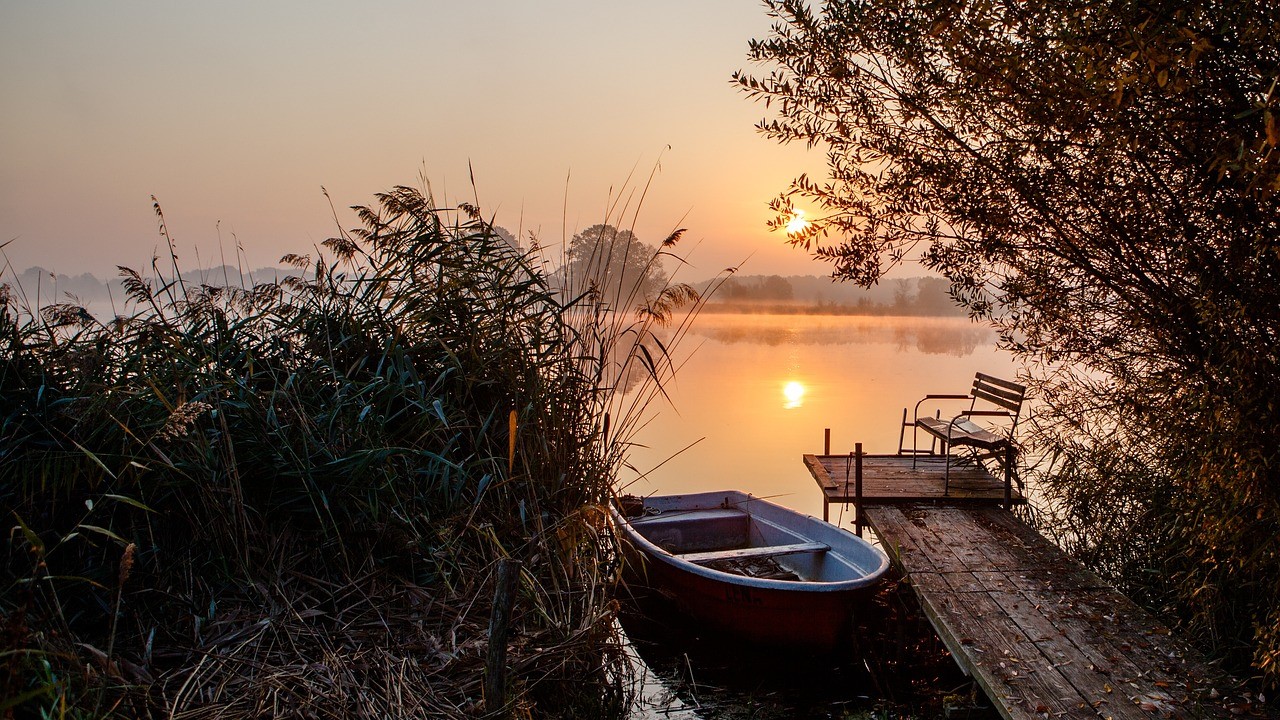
[804,452,1024,522]
[804,450,1268,719]
[867,505,1250,719]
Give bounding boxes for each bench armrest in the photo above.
[913,394,973,422]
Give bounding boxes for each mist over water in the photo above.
[622,312,1017,520]
[620,312,1014,717]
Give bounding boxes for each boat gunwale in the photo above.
[611,491,889,593]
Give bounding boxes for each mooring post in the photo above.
[824,428,831,456]
[844,452,851,511]
[1004,444,1015,510]
[855,443,864,537]
[485,558,522,715]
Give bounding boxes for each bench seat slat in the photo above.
[917,416,1008,448]
[678,541,829,565]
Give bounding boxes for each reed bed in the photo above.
[1,184,717,718]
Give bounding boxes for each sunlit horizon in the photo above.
[0,1,841,280]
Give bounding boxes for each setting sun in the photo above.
[783,380,806,408]
[785,210,810,235]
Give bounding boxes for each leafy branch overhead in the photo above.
[738,0,1280,689]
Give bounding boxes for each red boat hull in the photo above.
[613,491,889,649]
[621,539,864,649]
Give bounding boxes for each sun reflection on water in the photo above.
[783,380,806,409]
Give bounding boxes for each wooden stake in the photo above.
[855,443,864,537]
[824,428,831,456]
[485,558,522,715]
[1004,444,1015,510]
[844,451,851,507]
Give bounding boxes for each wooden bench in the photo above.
[677,541,829,565]
[898,373,1026,492]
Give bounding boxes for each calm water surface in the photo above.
[621,312,1018,520]
[620,312,1016,719]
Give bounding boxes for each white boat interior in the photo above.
[624,491,885,584]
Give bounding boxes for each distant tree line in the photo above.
[10,261,969,319]
[6,265,299,314]
[708,274,965,315]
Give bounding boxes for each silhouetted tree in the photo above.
[562,224,666,308]
[913,277,956,316]
[489,225,519,251]
[759,274,793,301]
[738,0,1280,686]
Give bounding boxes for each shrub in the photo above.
[1,186,706,718]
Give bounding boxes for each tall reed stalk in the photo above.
[1,181,723,718]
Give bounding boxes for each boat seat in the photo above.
[678,541,829,565]
[629,508,751,553]
[627,508,746,526]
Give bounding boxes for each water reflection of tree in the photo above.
[599,326,656,397]
[893,324,992,357]
[682,318,994,356]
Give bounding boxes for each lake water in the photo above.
[619,312,1017,718]
[619,312,1018,520]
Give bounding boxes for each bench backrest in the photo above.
[971,373,1026,416]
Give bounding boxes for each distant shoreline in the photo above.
[6,265,970,320]
[698,300,967,317]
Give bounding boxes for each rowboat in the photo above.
[612,490,890,648]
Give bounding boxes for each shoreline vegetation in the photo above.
[739,0,1280,696]
[1,187,718,718]
[11,265,968,321]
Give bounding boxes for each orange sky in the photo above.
[0,1,857,282]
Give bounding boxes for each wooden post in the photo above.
[485,558,522,715]
[855,443,864,537]
[1004,444,1015,510]
[844,452,851,510]
[824,428,831,456]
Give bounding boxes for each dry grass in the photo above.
[1,183,717,718]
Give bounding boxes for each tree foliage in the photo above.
[563,224,668,308]
[738,0,1280,686]
[721,274,795,301]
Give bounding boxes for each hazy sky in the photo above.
[1,1,838,281]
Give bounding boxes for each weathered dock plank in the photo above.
[805,453,1023,519]
[862,504,1257,720]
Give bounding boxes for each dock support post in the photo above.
[844,452,852,522]
[855,443,864,537]
[824,428,831,456]
[823,496,829,522]
[1003,445,1014,510]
